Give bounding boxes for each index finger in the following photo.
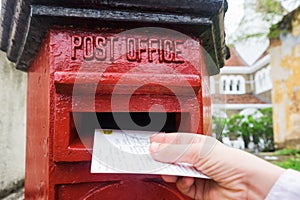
[150,133,205,144]
[150,136,218,164]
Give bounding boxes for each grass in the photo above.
[273,148,300,156]
[272,156,300,171]
[271,149,300,172]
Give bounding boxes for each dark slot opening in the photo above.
[96,112,177,132]
[69,112,190,149]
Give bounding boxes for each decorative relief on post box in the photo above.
[52,28,206,97]
[71,36,118,61]
[71,35,185,63]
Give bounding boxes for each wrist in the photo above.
[245,154,285,199]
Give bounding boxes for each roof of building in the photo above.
[225,46,248,67]
[252,50,269,65]
[225,94,268,104]
[212,93,269,105]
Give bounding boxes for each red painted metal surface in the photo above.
[25,27,211,199]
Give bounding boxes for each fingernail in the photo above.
[150,142,160,152]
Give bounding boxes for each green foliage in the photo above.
[257,0,285,15]
[230,33,266,45]
[272,148,300,172]
[225,114,252,148]
[268,8,295,40]
[224,114,243,140]
[227,0,288,45]
[268,23,281,39]
[212,115,227,142]
[273,155,300,172]
[253,108,274,151]
[274,148,300,156]
[225,108,274,151]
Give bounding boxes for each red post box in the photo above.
[1,1,227,199]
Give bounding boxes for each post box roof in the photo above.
[27,0,225,17]
[0,0,227,75]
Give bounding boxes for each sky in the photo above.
[225,0,300,65]
[225,0,245,39]
[281,0,300,11]
[225,0,300,39]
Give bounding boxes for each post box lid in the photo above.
[0,0,228,75]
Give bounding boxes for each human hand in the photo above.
[149,133,284,200]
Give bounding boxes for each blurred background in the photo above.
[1,0,300,199]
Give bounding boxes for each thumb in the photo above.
[150,136,218,165]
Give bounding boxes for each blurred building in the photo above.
[269,5,300,149]
[0,52,26,198]
[211,46,272,117]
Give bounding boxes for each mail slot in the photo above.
[70,112,189,145]
[1,0,227,199]
[64,112,190,162]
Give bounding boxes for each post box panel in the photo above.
[50,163,193,199]
[56,181,186,200]
[54,86,205,162]
[51,163,191,199]
[54,103,195,162]
[50,28,204,72]
[52,28,204,95]
[23,26,212,199]
[51,27,209,162]
[54,71,202,95]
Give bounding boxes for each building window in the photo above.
[229,80,233,91]
[237,80,241,91]
[255,65,272,94]
[220,75,246,94]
